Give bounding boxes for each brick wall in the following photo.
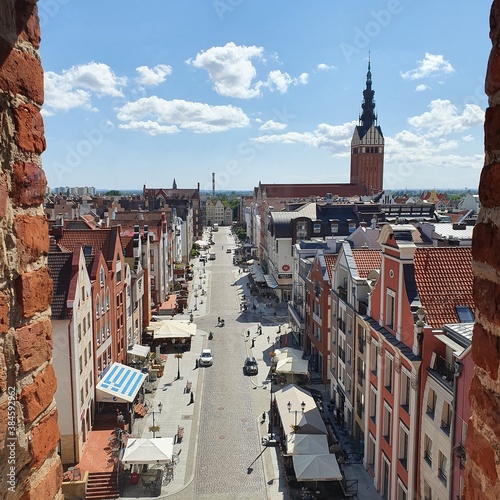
[465,1,500,498]
[0,1,62,498]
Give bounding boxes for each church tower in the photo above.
[350,58,384,194]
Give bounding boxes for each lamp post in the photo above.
[149,402,163,438]
[175,352,183,380]
[287,400,306,432]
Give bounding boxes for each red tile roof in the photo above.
[352,249,382,278]
[324,254,337,282]
[413,247,474,328]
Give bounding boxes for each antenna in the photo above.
[212,172,215,198]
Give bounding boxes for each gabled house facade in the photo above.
[49,246,94,465]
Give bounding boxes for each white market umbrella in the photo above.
[292,454,342,481]
[122,438,174,465]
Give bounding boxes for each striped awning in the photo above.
[96,363,147,403]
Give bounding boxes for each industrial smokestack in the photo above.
[212,172,215,198]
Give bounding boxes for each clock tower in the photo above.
[350,59,384,194]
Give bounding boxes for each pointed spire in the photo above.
[172,178,177,189]
[359,54,377,133]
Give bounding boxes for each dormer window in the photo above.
[331,222,339,234]
[455,306,474,323]
[313,223,321,234]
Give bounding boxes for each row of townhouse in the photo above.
[48,211,179,465]
[284,220,474,500]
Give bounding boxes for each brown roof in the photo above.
[413,247,474,328]
[351,249,382,278]
[324,254,337,282]
[257,183,366,199]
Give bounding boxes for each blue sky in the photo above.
[39,0,490,192]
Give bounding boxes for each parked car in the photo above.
[199,349,213,367]
[244,356,258,375]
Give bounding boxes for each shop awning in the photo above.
[147,320,197,339]
[264,274,279,288]
[122,438,174,465]
[250,264,266,283]
[286,434,330,456]
[127,344,150,358]
[96,363,147,403]
[292,454,342,481]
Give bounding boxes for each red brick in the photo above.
[484,106,500,152]
[18,457,63,500]
[16,2,41,50]
[466,419,498,483]
[29,410,60,469]
[473,276,500,325]
[20,364,57,424]
[15,318,53,373]
[473,223,498,266]
[13,103,46,153]
[486,47,500,96]
[0,40,44,105]
[0,346,6,392]
[12,161,47,207]
[14,213,49,271]
[469,376,500,438]
[471,323,500,380]
[0,291,9,334]
[15,268,52,318]
[479,162,500,207]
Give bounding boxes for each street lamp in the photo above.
[287,401,306,431]
[175,352,183,380]
[149,402,163,438]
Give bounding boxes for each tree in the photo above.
[105,190,121,196]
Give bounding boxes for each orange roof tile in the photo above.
[351,249,382,278]
[324,254,337,282]
[413,247,473,329]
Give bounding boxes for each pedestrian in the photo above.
[267,336,270,343]
[189,392,194,405]
[217,316,220,325]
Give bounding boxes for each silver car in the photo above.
[199,348,213,367]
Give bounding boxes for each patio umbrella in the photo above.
[122,438,174,465]
[292,454,342,481]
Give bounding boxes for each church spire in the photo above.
[359,54,377,133]
[172,178,177,189]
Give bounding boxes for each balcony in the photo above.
[288,302,305,330]
[429,355,455,388]
[337,317,346,333]
[337,286,348,302]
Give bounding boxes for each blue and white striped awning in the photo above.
[96,363,147,403]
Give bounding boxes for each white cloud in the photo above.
[44,62,126,113]
[401,53,454,80]
[462,134,474,142]
[135,64,172,86]
[407,99,484,138]
[187,42,264,98]
[252,120,357,154]
[317,63,336,71]
[259,120,288,131]
[415,84,428,92]
[116,96,249,134]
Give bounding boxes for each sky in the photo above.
[39,0,491,192]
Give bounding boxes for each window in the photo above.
[100,266,105,286]
[397,480,408,500]
[382,403,392,444]
[441,401,452,435]
[313,222,321,233]
[106,288,110,309]
[79,356,83,374]
[357,358,365,388]
[386,290,395,329]
[367,433,376,466]
[438,451,448,485]
[382,455,390,499]
[348,222,356,233]
[384,355,393,392]
[369,385,377,422]
[426,388,436,418]
[370,343,378,374]
[78,324,82,342]
[455,306,474,323]
[331,222,339,234]
[401,370,411,412]
[399,423,409,469]
[424,434,433,466]
[423,481,432,500]
[296,220,307,239]
[358,325,366,354]
[95,296,100,317]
